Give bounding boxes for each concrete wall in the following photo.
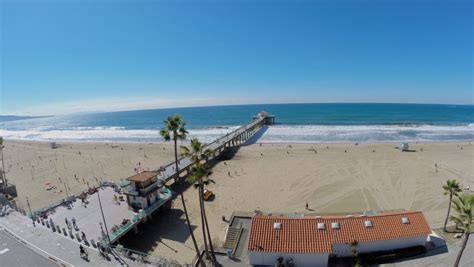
[248,251,329,267]
[332,235,428,257]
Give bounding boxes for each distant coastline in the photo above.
[0,115,52,123]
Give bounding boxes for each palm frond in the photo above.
[180,146,190,156]
[160,129,171,141]
[450,193,474,232]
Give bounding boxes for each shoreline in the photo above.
[3,138,474,146]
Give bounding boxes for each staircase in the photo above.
[223,226,242,252]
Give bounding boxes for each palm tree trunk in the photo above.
[174,138,205,267]
[199,183,210,261]
[454,232,469,267]
[202,190,217,264]
[444,194,452,232]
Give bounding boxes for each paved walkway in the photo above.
[47,187,135,245]
[0,230,57,267]
[0,211,134,266]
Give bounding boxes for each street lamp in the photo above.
[97,189,111,246]
[0,136,7,187]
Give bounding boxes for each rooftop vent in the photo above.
[331,222,340,229]
[364,220,373,228]
[402,217,410,224]
[317,223,326,230]
[273,222,282,230]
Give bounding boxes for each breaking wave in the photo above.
[0,124,473,143]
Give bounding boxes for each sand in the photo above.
[2,140,473,264]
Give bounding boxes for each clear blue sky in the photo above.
[1,0,472,115]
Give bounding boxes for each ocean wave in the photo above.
[0,125,241,142]
[256,125,473,143]
[0,124,472,143]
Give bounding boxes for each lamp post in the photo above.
[26,197,35,227]
[0,136,7,187]
[59,177,68,200]
[97,188,111,246]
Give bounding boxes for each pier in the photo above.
[156,111,275,182]
[106,111,275,244]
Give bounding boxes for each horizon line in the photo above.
[2,101,473,117]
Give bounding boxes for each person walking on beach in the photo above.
[305,203,309,210]
[81,231,86,240]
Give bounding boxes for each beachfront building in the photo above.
[123,171,171,212]
[96,172,173,244]
[247,211,432,266]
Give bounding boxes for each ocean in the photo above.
[0,103,473,143]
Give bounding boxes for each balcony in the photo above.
[138,182,158,196]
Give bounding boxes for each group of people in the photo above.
[80,243,109,261]
[65,217,78,230]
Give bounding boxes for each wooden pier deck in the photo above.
[156,112,274,183]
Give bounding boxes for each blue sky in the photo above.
[1,0,472,115]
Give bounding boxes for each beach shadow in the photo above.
[118,208,198,253]
[244,126,268,145]
[157,238,179,253]
[393,236,448,263]
[403,149,417,153]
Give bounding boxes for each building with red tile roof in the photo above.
[247,211,432,266]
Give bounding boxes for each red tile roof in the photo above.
[126,171,158,182]
[248,211,431,253]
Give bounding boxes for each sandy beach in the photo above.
[3,139,473,264]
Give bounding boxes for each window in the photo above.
[331,222,340,229]
[364,220,373,227]
[317,223,325,230]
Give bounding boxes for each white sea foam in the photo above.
[256,125,473,143]
[0,124,472,143]
[0,126,241,143]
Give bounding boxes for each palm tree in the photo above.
[443,179,462,232]
[350,240,361,266]
[160,115,204,266]
[182,138,217,264]
[450,193,473,267]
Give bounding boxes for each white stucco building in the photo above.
[123,171,172,213]
[248,211,432,266]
